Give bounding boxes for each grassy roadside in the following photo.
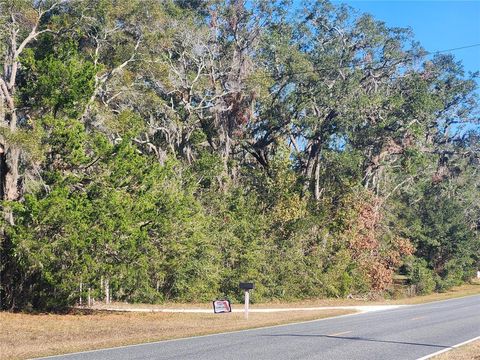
[0,309,353,360]
[432,340,480,359]
[1,280,479,360]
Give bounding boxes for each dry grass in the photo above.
[0,309,352,360]
[432,340,480,359]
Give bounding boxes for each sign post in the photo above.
[244,289,250,319]
[239,282,254,320]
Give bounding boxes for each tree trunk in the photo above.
[1,144,20,225]
[314,153,321,201]
[4,146,20,200]
[303,141,320,197]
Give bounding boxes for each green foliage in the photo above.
[0,126,45,162]
[1,0,479,310]
[20,40,95,117]
[6,128,222,308]
[43,116,90,167]
[409,259,436,295]
[104,110,146,137]
[396,184,480,294]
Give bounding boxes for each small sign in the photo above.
[213,299,232,313]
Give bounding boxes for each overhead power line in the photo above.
[264,42,480,78]
[430,43,480,55]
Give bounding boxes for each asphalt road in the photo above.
[38,294,480,360]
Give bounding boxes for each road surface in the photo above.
[37,294,480,360]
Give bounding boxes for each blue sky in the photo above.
[332,1,480,76]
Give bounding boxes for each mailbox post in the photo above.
[239,282,254,319]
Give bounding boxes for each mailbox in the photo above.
[239,282,255,290]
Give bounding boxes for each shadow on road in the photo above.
[262,334,452,349]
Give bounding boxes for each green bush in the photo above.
[409,259,436,295]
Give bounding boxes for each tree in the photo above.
[0,1,66,218]
[1,0,478,310]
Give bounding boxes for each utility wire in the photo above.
[261,42,480,78]
[431,43,480,55]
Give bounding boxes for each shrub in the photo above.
[409,259,436,295]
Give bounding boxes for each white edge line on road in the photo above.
[31,311,366,360]
[416,335,480,360]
